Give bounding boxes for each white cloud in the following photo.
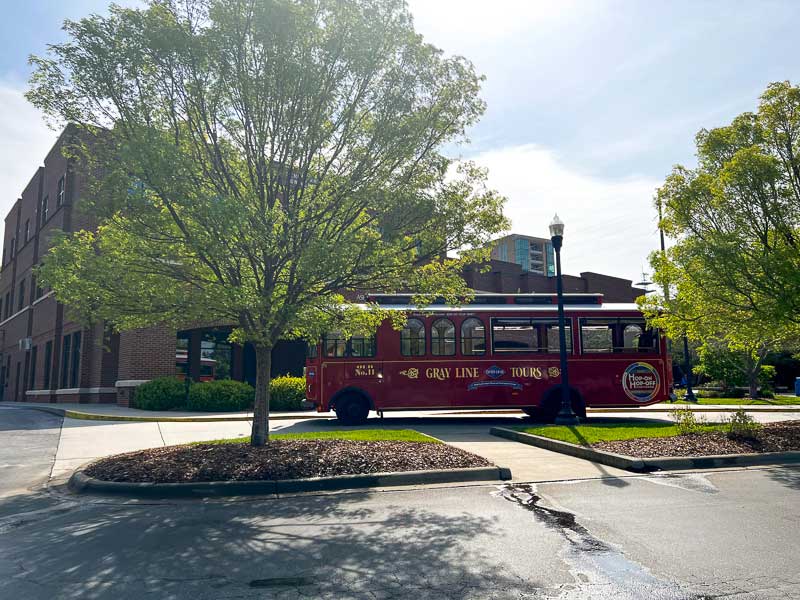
[0,82,59,217]
[469,144,662,283]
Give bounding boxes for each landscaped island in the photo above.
[517,420,800,458]
[83,430,491,484]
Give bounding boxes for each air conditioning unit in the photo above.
[19,337,32,351]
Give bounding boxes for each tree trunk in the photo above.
[748,373,759,400]
[745,354,759,400]
[251,344,272,446]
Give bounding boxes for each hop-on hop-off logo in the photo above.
[485,365,505,379]
[622,362,660,402]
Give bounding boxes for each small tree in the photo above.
[695,338,779,399]
[28,0,508,445]
[640,81,800,390]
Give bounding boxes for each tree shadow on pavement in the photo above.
[0,486,551,600]
[765,465,800,490]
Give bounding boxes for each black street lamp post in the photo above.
[550,214,580,426]
[683,335,697,402]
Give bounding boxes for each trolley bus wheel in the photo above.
[334,393,370,425]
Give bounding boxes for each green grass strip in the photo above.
[196,429,441,445]
[675,395,799,406]
[515,422,727,446]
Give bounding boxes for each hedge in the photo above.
[186,379,255,412]
[132,376,307,412]
[132,377,187,411]
[269,376,306,411]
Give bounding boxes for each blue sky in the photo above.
[1,0,799,282]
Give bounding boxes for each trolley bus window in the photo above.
[461,318,486,355]
[307,342,318,358]
[431,318,456,356]
[580,320,613,353]
[350,336,376,357]
[541,320,572,353]
[580,319,658,353]
[492,318,538,353]
[323,332,347,357]
[401,318,426,356]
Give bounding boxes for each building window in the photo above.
[57,175,66,207]
[17,279,26,312]
[43,341,52,389]
[24,220,30,243]
[515,238,530,271]
[400,318,426,356]
[545,242,555,277]
[41,195,49,226]
[498,243,508,262]
[60,334,72,388]
[461,318,486,355]
[70,332,81,388]
[199,331,232,380]
[29,346,37,390]
[431,318,456,356]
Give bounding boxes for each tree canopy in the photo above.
[27,0,508,443]
[640,81,800,372]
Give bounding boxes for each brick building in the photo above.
[0,128,645,406]
[462,260,647,302]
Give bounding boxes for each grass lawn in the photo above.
[197,429,441,445]
[674,395,799,406]
[515,422,726,446]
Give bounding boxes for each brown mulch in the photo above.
[84,439,492,483]
[594,421,800,458]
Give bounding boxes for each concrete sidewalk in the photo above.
[4,400,799,425]
[37,409,800,487]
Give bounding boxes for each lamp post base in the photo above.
[554,412,580,426]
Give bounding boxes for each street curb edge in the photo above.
[489,426,800,472]
[68,465,513,498]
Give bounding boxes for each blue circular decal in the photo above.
[622,362,660,403]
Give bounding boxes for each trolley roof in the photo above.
[363,293,641,313]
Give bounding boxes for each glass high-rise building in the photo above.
[490,234,556,276]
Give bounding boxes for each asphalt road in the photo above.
[1,408,799,599]
[0,406,62,497]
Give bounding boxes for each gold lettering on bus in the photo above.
[510,366,544,379]
[425,367,451,381]
[354,364,375,377]
[454,367,480,378]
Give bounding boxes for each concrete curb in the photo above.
[68,465,513,498]
[489,426,800,473]
[1,404,329,423]
[588,406,800,414]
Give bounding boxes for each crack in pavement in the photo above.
[494,483,710,599]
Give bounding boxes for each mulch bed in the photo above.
[594,421,800,458]
[84,439,492,483]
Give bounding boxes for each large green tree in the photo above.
[28,0,507,444]
[640,81,800,397]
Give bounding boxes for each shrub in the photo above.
[725,408,762,440]
[269,375,306,411]
[186,379,255,412]
[132,377,188,411]
[669,408,705,435]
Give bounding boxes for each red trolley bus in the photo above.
[305,293,672,424]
